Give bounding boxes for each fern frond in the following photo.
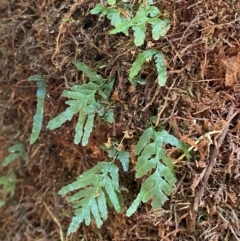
[109,4,169,46]
[129,49,167,87]
[0,172,17,198]
[47,61,114,146]
[58,162,123,235]
[27,74,46,144]
[126,127,189,217]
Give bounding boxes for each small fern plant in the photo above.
[90,2,168,87]
[47,60,115,146]
[59,127,189,235]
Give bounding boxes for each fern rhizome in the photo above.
[25,0,190,236]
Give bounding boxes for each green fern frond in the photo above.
[109,4,170,46]
[126,127,189,217]
[1,143,27,208]
[91,2,170,47]
[47,61,114,146]
[59,162,123,235]
[0,172,17,199]
[130,49,167,86]
[28,74,46,144]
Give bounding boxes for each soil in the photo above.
[0,0,240,240]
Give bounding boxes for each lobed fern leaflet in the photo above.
[90,4,127,28]
[126,127,190,217]
[58,162,123,235]
[107,0,116,5]
[2,143,28,167]
[100,142,130,172]
[130,49,167,86]
[47,60,114,146]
